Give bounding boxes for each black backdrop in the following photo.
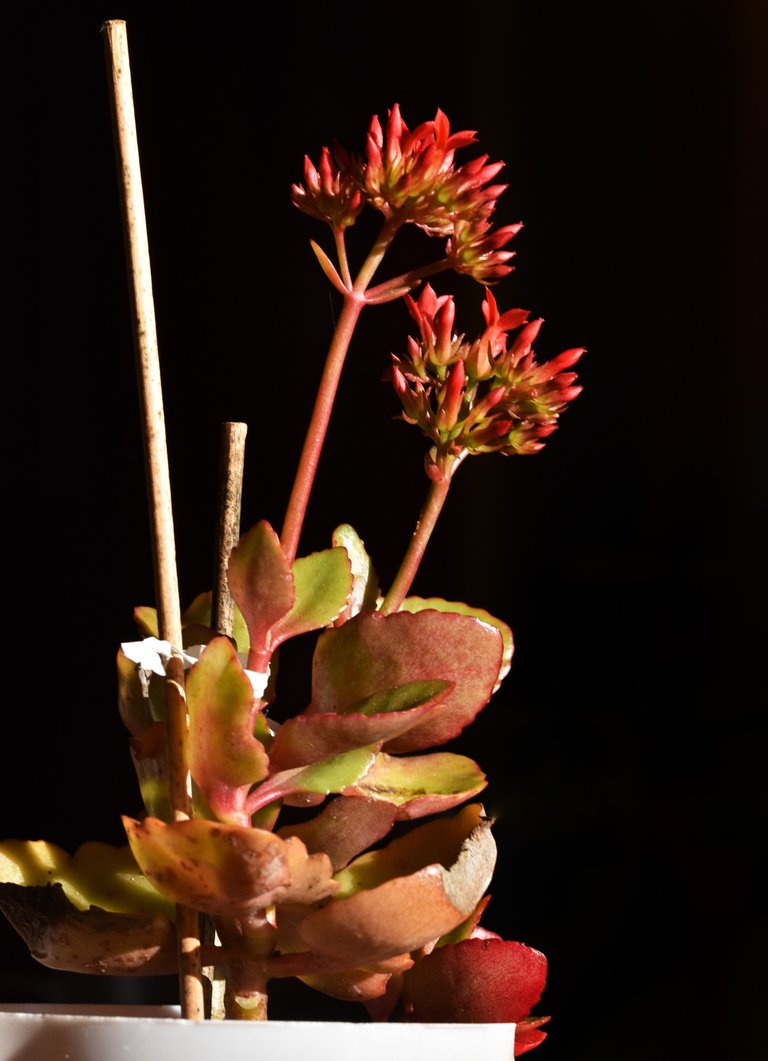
[4,3,766,1059]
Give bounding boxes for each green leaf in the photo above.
[247,747,376,815]
[271,547,353,644]
[331,524,380,621]
[182,591,251,653]
[0,839,172,918]
[345,678,452,717]
[187,637,269,826]
[288,747,375,792]
[344,751,487,819]
[400,596,513,691]
[133,606,159,638]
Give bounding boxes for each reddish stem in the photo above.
[280,219,400,562]
[279,295,363,563]
[379,475,453,614]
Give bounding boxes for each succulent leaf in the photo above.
[268,681,452,770]
[312,610,503,751]
[271,547,353,644]
[247,746,377,815]
[133,605,159,638]
[0,839,172,918]
[116,646,153,737]
[297,804,496,963]
[404,936,549,1030]
[343,751,487,819]
[182,591,251,653]
[123,816,338,917]
[277,796,397,871]
[434,894,491,946]
[129,720,170,820]
[187,636,270,826]
[331,524,380,622]
[227,520,295,667]
[400,596,514,691]
[0,882,177,975]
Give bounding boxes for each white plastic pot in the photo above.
[0,1004,518,1061]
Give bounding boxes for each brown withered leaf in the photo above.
[123,817,338,918]
[0,883,176,975]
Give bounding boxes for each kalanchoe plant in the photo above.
[1,96,582,1056]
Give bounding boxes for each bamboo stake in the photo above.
[202,421,248,1019]
[102,19,204,1021]
[211,422,248,636]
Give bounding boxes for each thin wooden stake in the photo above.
[102,19,204,1021]
[203,420,247,1019]
[212,422,248,636]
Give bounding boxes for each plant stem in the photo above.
[379,475,453,614]
[103,19,203,1021]
[280,219,400,563]
[222,914,275,1020]
[364,257,451,304]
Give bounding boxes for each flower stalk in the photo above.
[280,218,401,562]
[379,474,455,615]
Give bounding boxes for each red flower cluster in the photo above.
[291,104,520,283]
[391,285,584,481]
[291,143,364,231]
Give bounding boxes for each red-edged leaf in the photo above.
[268,681,452,770]
[343,751,487,819]
[277,796,397,871]
[227,521,295,669]
[187,637,269,826]
[312,610,503,751]
[405,937,548,1024]
[400,596,514,692]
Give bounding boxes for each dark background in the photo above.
[4,3,766,1058]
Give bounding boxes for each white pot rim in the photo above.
[0,1003,518,1061]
